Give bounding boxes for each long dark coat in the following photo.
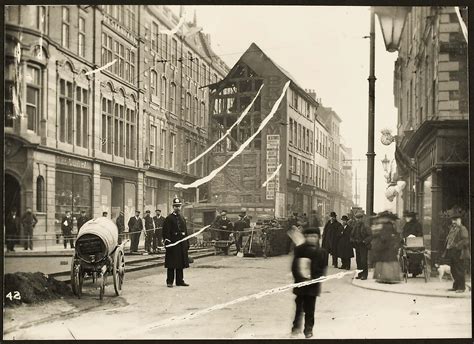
[292,243,328,296]
[402,220,423,238]
[6,214,21,244]
[322,220,343,254]
[162,212,190,269]
[336,224,354,259]
[371,222,400,263]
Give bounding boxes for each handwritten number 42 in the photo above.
[6,291,21,300]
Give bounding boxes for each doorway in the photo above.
[5,173,21,215]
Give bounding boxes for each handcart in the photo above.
[399,236,430,283]
[70,217,129,300]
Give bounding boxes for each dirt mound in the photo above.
[4,272,73,306]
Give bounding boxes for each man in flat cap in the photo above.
[153,209,165,253]
[128,210,143,253]
[144,210,154,254]
[291,227,328,339]
[116,211,125,244]
[162,198,190,287]
[350,211,372,280]
[233,212,248,255]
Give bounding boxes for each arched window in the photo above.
[36,176,45,212]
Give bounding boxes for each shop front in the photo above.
[397,121,469,266]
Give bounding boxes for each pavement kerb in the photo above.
[351,277,471,299]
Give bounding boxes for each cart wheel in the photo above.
[423,255,430,283]
[402,257,408,283]
[113,248,125,296]
[70,257,83,297]
[99,273,106,300]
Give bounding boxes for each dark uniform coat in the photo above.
[402,220,423,238]
[163,212,190,269]
[336,224,354,259]
[292,243,328,296]
[321,220,343,254]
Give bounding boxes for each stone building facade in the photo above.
[391,6,468,263]
[4,5,228,242]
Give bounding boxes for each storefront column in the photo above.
[92,163,101,218]
[137,172,144,213]
[431,169,443,267]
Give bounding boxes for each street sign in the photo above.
[266,135,280,200]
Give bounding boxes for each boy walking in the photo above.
[291,227,328,339]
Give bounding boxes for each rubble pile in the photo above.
[4,272,72,306]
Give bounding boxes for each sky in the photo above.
[170,5,399,213]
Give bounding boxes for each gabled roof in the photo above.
[208,42,318,107]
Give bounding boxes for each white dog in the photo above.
[435,264,452,282]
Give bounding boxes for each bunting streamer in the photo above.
[175,80,291,189]
[85,59,118,75]
[262,163,282,187]
[160,16,185,35]
[140,269,361,331]
[187,83,264,166]
[454,7,468,43]
[164,225,211,248]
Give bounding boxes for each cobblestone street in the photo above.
[4,254,471,340]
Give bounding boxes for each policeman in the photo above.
[162,198,190,287]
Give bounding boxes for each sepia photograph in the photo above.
[2,3,471,340]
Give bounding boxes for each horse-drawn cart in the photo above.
[70,217,128,299]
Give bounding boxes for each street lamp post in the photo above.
[366,6,410,216]
[365,8,376,217]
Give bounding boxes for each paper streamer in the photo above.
[85,59,118,75]
[144,269,361,331]
[454,7,468,43]
[262,163,282,187]
[160,16,185,35]
[164,225,210,248]
[175,80,291,189]
[188,83,264,166]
